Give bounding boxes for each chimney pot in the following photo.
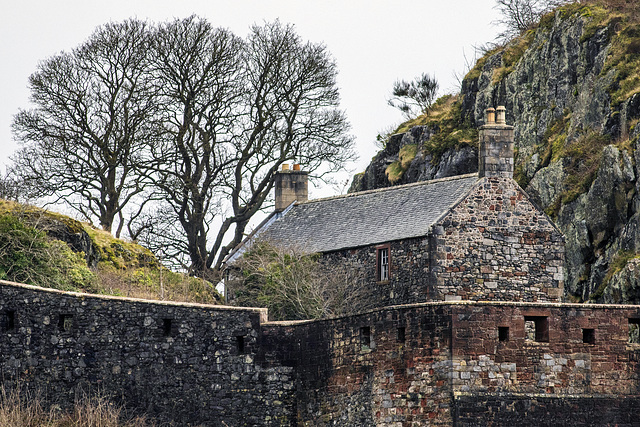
[496,106,507,125]
[293,164,301,171]
[282,164,290,171]
[486,107,496,124]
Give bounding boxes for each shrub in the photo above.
[228,241,368,320]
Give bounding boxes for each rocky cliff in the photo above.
[350,2,640,303]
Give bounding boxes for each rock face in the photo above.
[42,218,101,268]
[351,4,640,302]
[349,126,478,192]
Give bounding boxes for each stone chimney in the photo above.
[274,164,308,212]
[478,105,514,178]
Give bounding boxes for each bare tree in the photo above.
[387,73,439,119]
[11,17,354,277]
[227,240,367,320]
[0,170,26,202]
[11,19,157,237]
[135,19,355,278]
[494,0,571,40]
[133,17,243,276]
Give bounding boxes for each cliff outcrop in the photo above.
[350,2,640,303]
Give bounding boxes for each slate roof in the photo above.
[258,173,478,254]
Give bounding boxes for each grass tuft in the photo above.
[0,386,154,427]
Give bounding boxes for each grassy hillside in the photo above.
[0,199,221,304]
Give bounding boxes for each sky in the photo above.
[0,0,503,198]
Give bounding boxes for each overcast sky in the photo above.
[0,0,503,197]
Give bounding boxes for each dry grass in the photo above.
[0,386,154,427]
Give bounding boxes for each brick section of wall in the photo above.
[0,280,295,426]
[450,303,640,396]
[265,302,640,426]
[263,304,455,426]
[321,236,432,310]
[433,177,564,302]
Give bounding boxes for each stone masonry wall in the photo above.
[3,279,640,426]
[265,301,640,426]
[0,280,295,426]
[449,303,640,396]
[321,236,432,312]
[433,177,565,302]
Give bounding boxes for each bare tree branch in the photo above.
[11,19,158,237]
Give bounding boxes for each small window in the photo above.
[524,316,549,342]
[376,245,390,281]
[3,310,15,331]
[397,327,406,343]
[360,326,371,350]
[498,326,509,342]
[163,319,172,337]
[58,314,73,332]
[236,336,245,354]
[582,328,595,344]
[629,319,640,344]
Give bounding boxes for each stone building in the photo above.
[225,106,565,307]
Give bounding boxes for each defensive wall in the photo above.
[3,279,640,425]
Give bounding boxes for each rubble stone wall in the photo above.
[266,301,640,426]
[0,280,295,426]
[321,236,432,311]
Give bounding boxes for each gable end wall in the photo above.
[432,177,565,302]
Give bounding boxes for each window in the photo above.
[163,319,173,337]
[498,326,509,342]
[236,336,245,354]
[582,328,595,344]
[58,314,73,332]
[397,327,406,343]
[376,244,390,281]
[524,316,549,342]
[629,319,640,344]
[3,310,15,332]
[360,326,371,350]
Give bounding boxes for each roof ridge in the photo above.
[299,172,479,205]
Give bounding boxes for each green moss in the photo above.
[538,115,570,168]
[385,144,419,184]
[545,130,611,218]
[513,149,531,189]
[390,95,478,168]
[560,132,610,201]
[579,4,614,42]
[385,161,405,184]
[399,144,418,169]
[0,212,96,292]
[599,15,640,106]
[464,50,493,82]
[84,226,157,270]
